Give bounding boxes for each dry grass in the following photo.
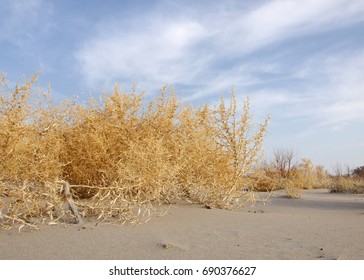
[0,74,269,230]
[255,157,364,199]
[255,158,331,198]
[284,181,302,199]
[329,177,364,194]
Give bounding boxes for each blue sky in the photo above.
[1,0,364,171]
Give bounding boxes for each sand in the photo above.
[1,189,363,260]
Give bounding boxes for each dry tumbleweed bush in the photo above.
[255,155,332,197]
[329,177,364,194]
[0,73,269,230]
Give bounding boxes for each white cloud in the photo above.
[75,19,207,90]
[314,52,364,128]
[263,50,364,132]
[0,0,53,44]
[75,0,364,87]
[240,0,364,47]
[206,0,364,55]
[74,0,364,132]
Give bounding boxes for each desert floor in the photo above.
[1,189,363,260]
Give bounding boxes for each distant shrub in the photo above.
[272,149,297,178]
[328,164,364,194]
[283,179,302,199]
[254,156,331,198]
[329,177,364,194]
[352,165,364,178]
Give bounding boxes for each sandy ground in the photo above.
[1,189,363,260]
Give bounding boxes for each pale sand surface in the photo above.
[1,189,363,260]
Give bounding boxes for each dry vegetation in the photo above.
[329,176,364,194]
[255,150,331,198]
[0,73,269,229]
[256,150,364,198]
[327,164,364,194]
[1,73,363,230]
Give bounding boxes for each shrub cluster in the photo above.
[255,154,331,198]
[0,74,269,229]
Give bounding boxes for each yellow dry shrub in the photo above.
[0,73,66,183]
[294,158,330,189]
[283,179,302,199]
[0,74,71,229]
[282,159,333,198]
[256,158,331,198]
[0,73,269,229]
[330,176,364,194]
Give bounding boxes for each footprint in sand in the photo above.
[158,241,185,251]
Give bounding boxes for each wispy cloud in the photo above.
[0,0,52,44]
[75,18,208,90]
[250,49,364,130]
[229,0,364,52]
[310,51,364,129]
[74,0,364,132]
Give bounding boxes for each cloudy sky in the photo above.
[1,0,364,170]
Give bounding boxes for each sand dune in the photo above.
[1,189,363,260]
